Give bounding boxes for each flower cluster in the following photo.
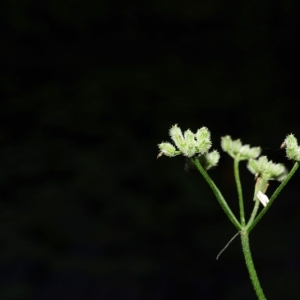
[158,125,296,210]
[221,136,261,160]
[247,156,288,182]
[221,136,288,207]
[158,124,212,158]
[283,134,300,162]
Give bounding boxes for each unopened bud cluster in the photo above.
[283,134,300,162]
[158,124,220,167]
[221,136,261,160]
[247,156,287,181]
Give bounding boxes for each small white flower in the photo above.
[256,191,269,207]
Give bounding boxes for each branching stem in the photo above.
[192,158,242,231]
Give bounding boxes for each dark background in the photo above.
[1,1,300,299]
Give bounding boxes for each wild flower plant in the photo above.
[157,125,299,300]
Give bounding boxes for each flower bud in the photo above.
[195,127,212,154]
[231,139,242,154]
[205,150,220,169]
[248,147,261,159]
[157,142,181,158]
[181,130,196,157]
[197,150,220,170]
[221,136,232,153]
[169,124,186,151]
[285,134,298,149]
[239,145,251,156]
[284,134,300,162]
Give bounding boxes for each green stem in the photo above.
[247,177,268,226]
[247,198,260,227]
[234,158,246,226]
[193,158,242,231]
[240,231,267,300]
[247,162,299,233]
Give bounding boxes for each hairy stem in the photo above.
[240,232,267,300]
[247,198,260,227]
[234,158,245,226]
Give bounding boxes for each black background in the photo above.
[1,1,300,299]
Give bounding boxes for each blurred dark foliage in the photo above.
[1,0,300,299]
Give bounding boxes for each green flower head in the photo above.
[221,136,261,160]
[157,124,212,158]
[247,156,288,181]
[283,134,300,162]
